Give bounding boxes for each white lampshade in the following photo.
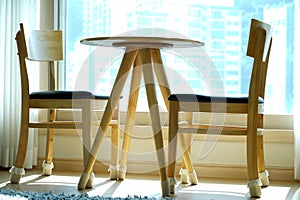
[28,30,63,61]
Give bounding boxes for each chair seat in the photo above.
[30,91,110,100]
[168,94,264,103]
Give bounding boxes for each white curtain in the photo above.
[294,0,300,180]
[0,0,39,169]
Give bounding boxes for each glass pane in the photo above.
[63,0,294,113]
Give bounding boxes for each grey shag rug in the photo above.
[0,188,156,200]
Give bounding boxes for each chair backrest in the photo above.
[16,23,63,97]
[27,29,63,91]
[246,19,272,101]
[16,23,30,99]
[28,30,63,62]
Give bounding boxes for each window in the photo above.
[227,31,239,36]
[211,41,224,49]
[211,31,225,39]
[188,20,201,28]
[226,70,239,76]
[211,21,225,29]
[62,0,295,114]
[211,10,223,19]
[228,11,239,16]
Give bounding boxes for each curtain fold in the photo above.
[294,0,300,180]
[0,0,38,169]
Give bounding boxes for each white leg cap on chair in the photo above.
[188,170,198,185]
[9,166,25,184]
[259,170,270,186]
[179,168,189,184]
[168,177,177,194]
[118,165,127,180]
[86,172,95,188]
[42,160,54,176]
[161,179,170,197]
[248,179,262,197]
[108,164,119,180]
[78,172,89,190]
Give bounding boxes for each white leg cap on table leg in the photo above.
[78,172,90,190]
[179,168,189,184]
[9,166,25,184]
[248,179,262,197]
[259,170,270,186]
[108,164,119,180]
[42,160,54,176]
[161,179,170,197]
[118,166,127,180]
[86,172,95,188]
[188,170,198,185]
[168,177,177,194]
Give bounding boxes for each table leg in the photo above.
[78,49,138,190]
[119,55,142,180]
[81,99,94,188]
[139,48,170,197]
[151,49,171,111]
[152,49,197,188]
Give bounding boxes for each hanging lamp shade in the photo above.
[28,30,63,61]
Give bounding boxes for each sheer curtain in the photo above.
[294,0,300,180]
[0,0,39,169]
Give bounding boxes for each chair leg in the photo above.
[179,138,189,184]
[9,109,29,183]
[179,163,189,184]
[179,134,198,185]
[42,160,54,176]
[109,124,119,180]
[258,135,269,186]
[43,109,56,175]
[247,131,261,197]
[168,101,179,194]
[9,166,25,184]
[43,129,55,176]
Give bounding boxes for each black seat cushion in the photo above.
[168,94,264,104]
[30,91,110,100]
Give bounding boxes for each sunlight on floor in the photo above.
[293,188,300,199]
[177,182,292,200]
[1,170,299,200]
[17,175,41,184]
[260,185,291,200]
[179,182,248,197]
[28,175,78,186]
[87,178,162,198]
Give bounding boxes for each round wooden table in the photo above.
[78,36,204,197]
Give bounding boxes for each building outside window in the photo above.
[61,0,294,113]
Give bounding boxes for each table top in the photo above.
[80,36,204,49]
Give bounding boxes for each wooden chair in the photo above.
[9,23,120,186]
[167,19,272,197]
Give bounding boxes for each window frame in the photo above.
[57,0,295,133]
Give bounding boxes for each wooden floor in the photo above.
[0,168,300,199]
